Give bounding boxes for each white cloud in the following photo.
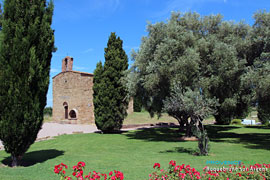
[50,68,60,73]
[152,0,227,19]
[82,48,94,54]
[93,0,120,13]
[73,65,87,71]
[55,0,121,20]
[53,53,67,58]
[124,45,139,51]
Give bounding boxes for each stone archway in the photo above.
[63,102,68,119]
[69,110,76,119]
[69,109,78,120]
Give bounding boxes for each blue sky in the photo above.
[47,0,270,107]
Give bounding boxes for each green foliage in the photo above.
[0,0,54,166]
[230,119,242,125]
[163,84,217,123]
[251,11,270,125]
[44,107,52,116]
[0,4,3,48]
[129,11,252,126]
[93,32,129,133]
[0,3,3,30]
[241,11,270,125]
[133,95,142,112]
[258,95,270,125]
[163,84,215,154]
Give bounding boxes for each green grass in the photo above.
[43,111,179,125]
[124,111,177,125]
[124,111,216,125]
[0,125,270,180]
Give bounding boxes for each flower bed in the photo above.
[54,162,124,180]
[54,161,270,180]
[149,161,270,180]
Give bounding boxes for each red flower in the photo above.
[115,171,124,180]
[77,161,86,167]
[153,163,161,169]
[102,173,107,180]
[169,160,176,166]
[54,168,60,174]
[61,163,68,169]
[54,163,68,175]
[109,171,113,176]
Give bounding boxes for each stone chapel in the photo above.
[52,56,133,124]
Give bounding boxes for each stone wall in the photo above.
[53,56,134,124]
[53,71,95,124]
[62,56,73,72]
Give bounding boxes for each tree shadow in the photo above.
[205,125,241,134]
[124,127,184,142]
[2,149,64,167]
[205,125,270,150]
[245,126,270,130]
[160,147,197,155]
[124,125,239,143]
[94,130,128,134]
[124,125,270,151]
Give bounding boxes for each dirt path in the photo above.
[0,122,172,150]
[0,123,98,150]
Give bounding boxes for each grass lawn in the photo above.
[0,125,270,180]
[43,111,179,125]
[123,111,178,125]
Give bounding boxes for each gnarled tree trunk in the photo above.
[11,155,22,167]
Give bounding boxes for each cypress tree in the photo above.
[93,32,128,133]
[0,0,54,166]
[93,62,106,130]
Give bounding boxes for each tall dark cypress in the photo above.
[93,32,129,133]
[0,0,54,166]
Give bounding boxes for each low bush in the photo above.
[44,107,52,116]
[230,119,242,125]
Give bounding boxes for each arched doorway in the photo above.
[63,102,68,119]
[69,110,77,119]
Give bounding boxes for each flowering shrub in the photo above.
[55,161,270,179]
[54,162,124,180]
[149,161,270,180]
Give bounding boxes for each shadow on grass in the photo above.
[206,125,270,150]
[245,126,270,130]
[125,125,239,143]
[125,125,270,151]
[160,147,197,155]
[94,130,128,134]
[124,127,184,142]
[2,149,64,167]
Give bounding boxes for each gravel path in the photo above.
[0,122,167,150]
[0,123,98,150]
